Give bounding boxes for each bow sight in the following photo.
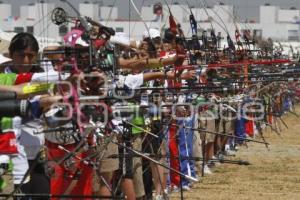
[51,6,115,42]
[50,1,116,72]
[51,7,68,26]
[43,45,115,72]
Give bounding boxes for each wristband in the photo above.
[22,83,54,94]
[164,67,171,80]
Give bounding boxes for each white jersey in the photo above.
[116,73,144,89]
[4,67,48,184]
[10,117,30,184]
[19,119,44,160]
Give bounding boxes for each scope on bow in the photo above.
[51,6,115,46]
[51,7,69,26]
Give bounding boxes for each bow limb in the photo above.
[129,0,152,39]
[160,0,178,34]
[129,0,158,58]
[184,0,198,36]
[60,0,89,31]
[104,0,117,26]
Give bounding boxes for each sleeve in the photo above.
[31,70,70,82]
[110,35,131,46]
[124,73,144,89]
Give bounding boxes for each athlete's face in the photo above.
[11,47,38,73]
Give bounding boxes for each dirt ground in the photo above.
[170,107,300,200]
[1,108,300,200]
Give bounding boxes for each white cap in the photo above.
[0,54,11,64]
[115,32,127,37]
[143,28,160,39]
[110,32,131,46]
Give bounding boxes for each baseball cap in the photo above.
[143,28,161,39]
[0,54,11,64]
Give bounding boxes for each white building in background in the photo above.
[0,3,11,20]
[97,3,300,42]
[0,2,299,43]
[79,2,99,20]
[1,2,59,40]
[100,5,118,21]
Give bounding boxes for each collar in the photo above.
[4,66,13,74]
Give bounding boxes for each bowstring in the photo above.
[130,0,146,37]
[104,0,117,27]
[199,0,228,35]
[202,0,230,36]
